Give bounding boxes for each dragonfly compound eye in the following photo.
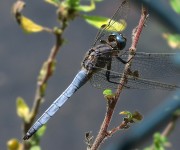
[108,32,126,50]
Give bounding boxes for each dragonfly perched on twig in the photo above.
[23,0,180,140]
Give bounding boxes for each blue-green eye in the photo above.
[108,32,126,50]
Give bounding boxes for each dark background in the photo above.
[0,0,180,149]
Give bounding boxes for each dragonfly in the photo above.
[23,0,180,140]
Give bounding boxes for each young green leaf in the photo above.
[66,0,80,8]
[153,133,168,150]
[103,89,115,100]
[76,0,95,12]
[36,125,47,138]
[20,16,44,33]
[30,125,47,146]
[120,111,132,119]
[30,146,41,150]
[103,89,113,96]
[38,61,48,82]
[163,33,180,49]
[83,15,126,31]
[170,0,180,14]
[16,97,30,121]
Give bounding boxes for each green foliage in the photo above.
[20,16,44,33]
[38,60,56,84]
[65,0,80,9]
[12,1,44,33]
[83,15,126,31]
[120,111,143,123]
[103,89,115,100]
[170,0,180,14]
[16,97,30,122]
[29,126,46,149]
[144,133,169,150]
[30,146,41,150]
[76,0,96,12]
[163,1,180,49]
[163,33,180,49]
[103,89,114,96]
[36,125,47,138]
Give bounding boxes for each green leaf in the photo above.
[153,133,168,150]
[30,125,47,146]
[20,16,44,33]
[40,83,47,97]
[170,0,180,14]
[38,61,48,82]
[83,15,126,31]
[36,125,47,138]
[163,33,180,49]
[76,0,95,12]
[103,89,115,100]
[44,0,60,7]
[30,146,41,150]
[120,111,132,119]
[103,89,113,96]
[66,0,80,8]
[16,97,30,121]
[144,132,170,150]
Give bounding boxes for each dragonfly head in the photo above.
[108,32,126,50]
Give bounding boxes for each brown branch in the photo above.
[161,112,179,137]
[30,32,62,125]
[90,7,148,150]
[107,120,129,136]
[22,30,64,150]
[22,25,67,150]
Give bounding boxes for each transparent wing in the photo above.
[93,0,129,46]
[90,52,180,90]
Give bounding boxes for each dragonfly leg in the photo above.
[116,52,135,64]
[105,58,130,88]
[106,57,118,84]
[116,57,128,64]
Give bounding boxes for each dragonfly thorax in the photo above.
[108,32,126,50]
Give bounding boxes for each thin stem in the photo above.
[161,114,179,137]
[107,120,129,136]
[90,7,148,150]
[30,32,62,125]
[22,23,67,150]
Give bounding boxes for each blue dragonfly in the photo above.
[23,0,180,140]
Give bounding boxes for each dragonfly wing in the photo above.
[114,52,180,79]
[126,76,180,90]
[127,52,180,79]
[90,70,122,89]
[93,0,129,46]
[90,52,180,90]
[90,68,180,90]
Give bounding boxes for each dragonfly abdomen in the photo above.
[23,70,89,140]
